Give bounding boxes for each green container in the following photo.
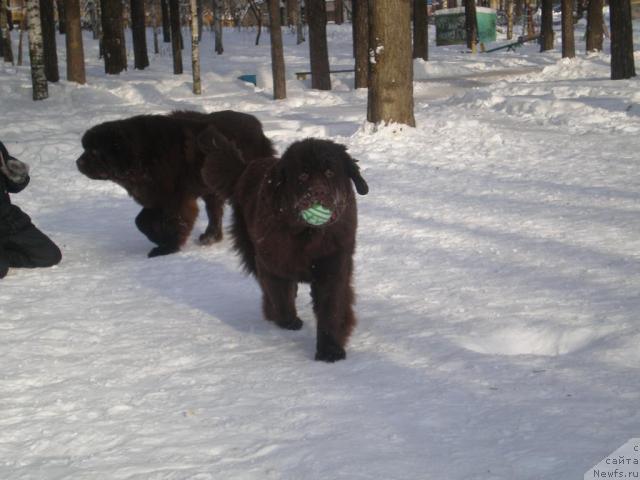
[434,7,497,46]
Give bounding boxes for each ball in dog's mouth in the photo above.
[300,203,333,226]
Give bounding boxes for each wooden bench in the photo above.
[483,34,540,53]
[295,69,355,80]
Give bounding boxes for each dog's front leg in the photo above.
[311,254,356,362]
[257,267,303,331]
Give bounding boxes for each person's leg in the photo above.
[4,224,62,269]
[0,245,9,278]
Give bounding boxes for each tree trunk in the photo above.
[464,0,478,52]
[18,10,27,65]
[586,0,603,52]
[169,0,182,73]
[101,0,127,74]
[39,0,59,81]
[286,0,295,25]
[307,0,331,90]
[609,0,636,80]
[334,0,344,24]
[64,0,85,83]
[560,0,574,57]
[26,0,48,99]
[131,0,149,69]
[161,0,171,42]
[367,0,415,127]
[151,0,159,54]
[88,0,99,40]
[505,0,514,39]
[540,0,554,51]
[213,0,223,54]
[1,2,14,64]
[248,0,262,45]
[526,0,535,36]
[413,0,428,60]
[190,0,201,94]
[56,0,65,33]
[294,0,304,44]
[352,0,368,89]
[267,0,286,99]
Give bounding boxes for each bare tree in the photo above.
[190,0,201,93]
[161,0,170,42]
[464,0,478,52]
[352,0,368,89]
[367,0,415,127]
[247,0,263,45]
[212,0,223,54]
[39,0,59,81]
[26,0,48,99]
[131,0,149,69]
[506,0,514,40]
[586,0,604,52]
[64,0,85,83]
[101,0,127,73]
[560,0,574,57]
[1,1,14,64]
[169,0,182,73]
[307,0,331,90]
[267,0,286,99]
[334,0,344,24]
[609,0,636,80]
[413,0,428,61]
[540,0,554,51]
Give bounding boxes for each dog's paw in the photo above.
[315,332,346,362]
[276,317,304,331]
[148,246,179,258]
[198,230,223,246]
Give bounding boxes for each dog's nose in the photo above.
[308,183,329,199]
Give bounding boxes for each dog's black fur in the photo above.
[76,110,274,257]
[199,129,368,362]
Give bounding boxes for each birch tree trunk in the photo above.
[26,0,48,100]
[367,0,415,127]
[190,0,201,94]
[506,0,514,40]
[64,0,86,83]
[268,0,286,99]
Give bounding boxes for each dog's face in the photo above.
[76,123,130,180]
[273,139,368,228]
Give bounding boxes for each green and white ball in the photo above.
[300,203,333,226]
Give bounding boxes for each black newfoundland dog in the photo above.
[76,110,274,257]
[199,127,369,362]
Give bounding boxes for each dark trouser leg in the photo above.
[199,193,224,245]
[0,247,9,278]
[2,224,62,270]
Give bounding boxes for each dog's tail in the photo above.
[198,125,248,198]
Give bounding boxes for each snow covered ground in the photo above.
[1,17,639,480]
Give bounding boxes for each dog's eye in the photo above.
[299,173,309,183]
[325,169,334,179]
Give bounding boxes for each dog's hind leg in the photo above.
[198,192,224,245]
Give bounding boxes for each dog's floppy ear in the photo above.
[344,154,369,195]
